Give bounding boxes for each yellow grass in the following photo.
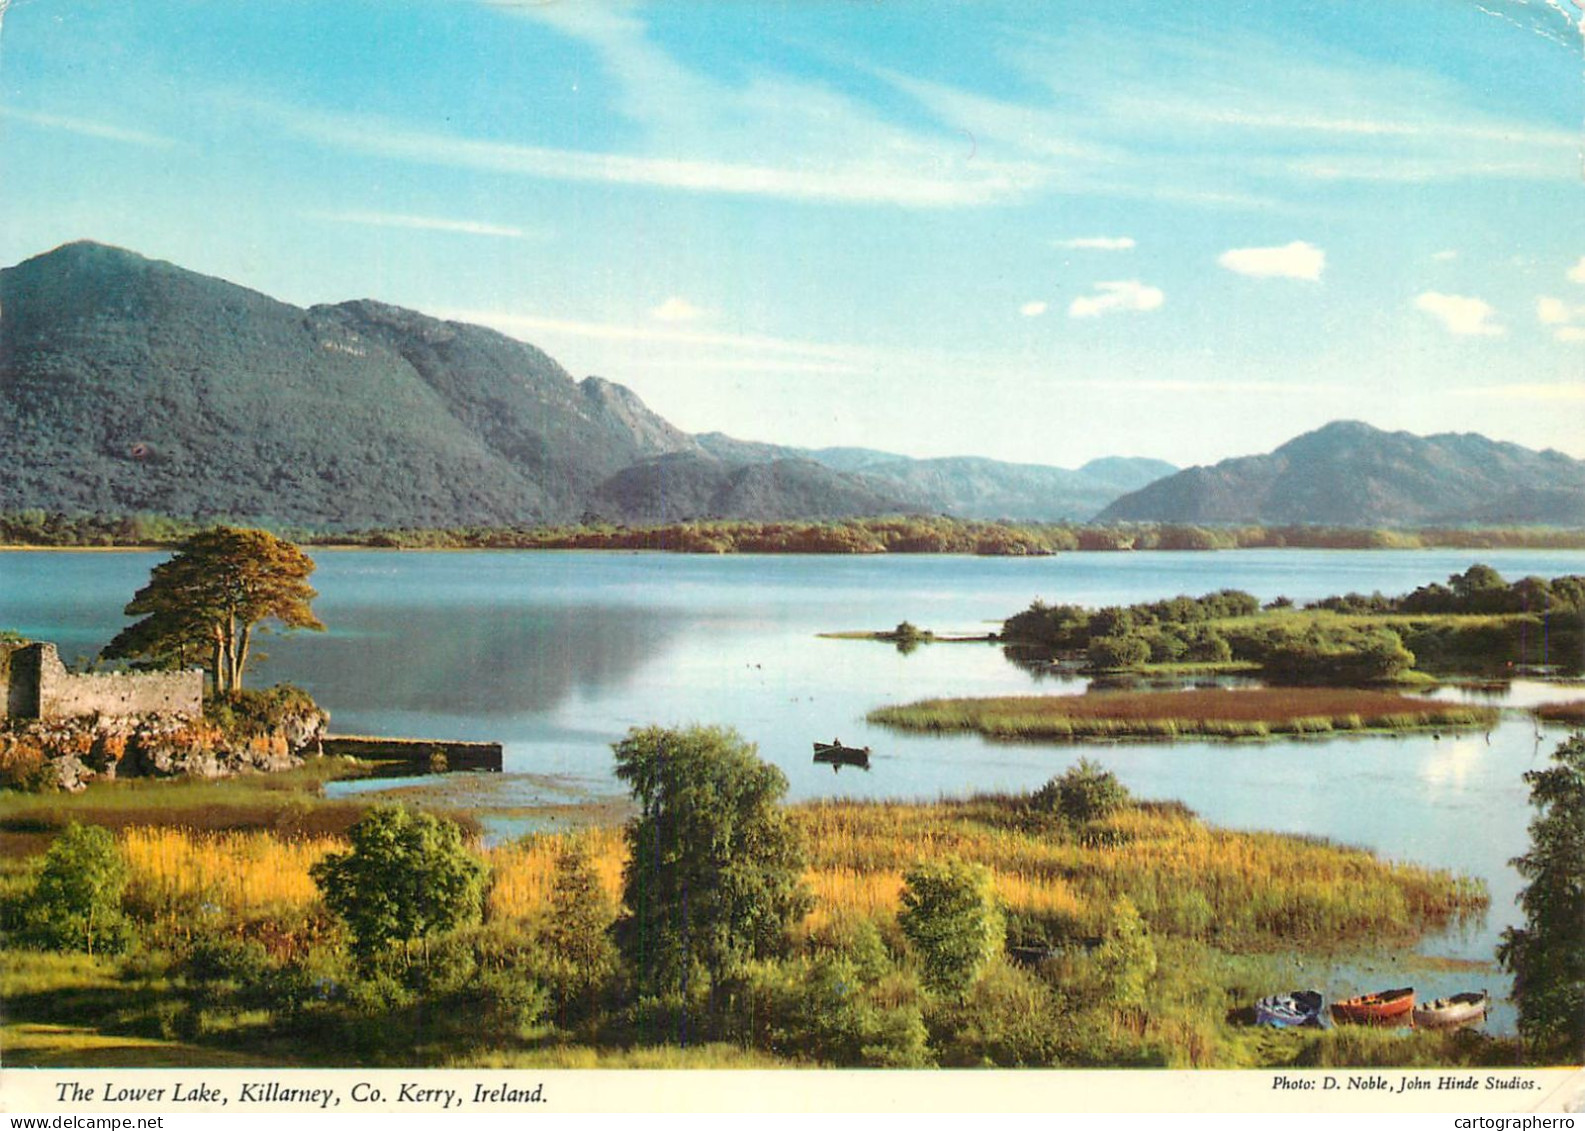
[121,826,336,920]
[485,827,626,922]
[110,794,1480,952]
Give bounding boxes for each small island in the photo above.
[868,687,1497,742]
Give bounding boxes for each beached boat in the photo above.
[813,740,871,772]
[1254,990,1325,1028]
[1331,987,1415,1025]
[1412,991,1489,1029]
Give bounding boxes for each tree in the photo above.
[103,526,323,694]
[898,857,1004,996]
[612,725,810,1000]
[310,806,487,964]
[1498,734,1585,1062]
[21,823,130,955]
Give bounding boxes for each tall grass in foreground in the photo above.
[869,688,1497,741]
[105,794,1482,954]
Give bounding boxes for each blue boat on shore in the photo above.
[1255,990,1325,1028]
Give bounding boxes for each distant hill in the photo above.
[695,435,1176,521]
[1098,421,1585,526]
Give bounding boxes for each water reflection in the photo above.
[261,602,685,719]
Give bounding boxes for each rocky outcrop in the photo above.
[0,703,327,792]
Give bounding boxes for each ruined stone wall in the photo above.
[2,642,202,720]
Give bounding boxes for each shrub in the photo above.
[1032,758,1131,823]
[1094,896,1157,1010]
[1088,634,1151,670]
[898,857,1004,996]
[19,823,132,955]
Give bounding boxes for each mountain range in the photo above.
[3,241,1579,531]
[0,242,1171,529]
[1098,420,1585,526]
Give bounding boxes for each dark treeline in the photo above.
[5,510,1585,554]
[1002,565,1585,680]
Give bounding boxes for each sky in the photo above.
[1,0,1582,469]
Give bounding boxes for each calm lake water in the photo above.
[6,546,1585,1032]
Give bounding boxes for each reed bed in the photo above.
[107,790,1482,954]
[868,688,1496,741]
[121,826,337,921]
[485,827,625,923]
[789,799,1485,947]
[1535,700,1585,725]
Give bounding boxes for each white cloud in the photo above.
[1019,301,1048,317]
[305,210,528,238]
[1414,292,1505,337]
[1432,250,1458,262]
[1537,295,1585,342]
[649,296,711,323]
[1218,241,1325,281]
[0,105,176,148]
[1068,280,1164,319]
[1569,257,1585,284]
[1055,237,1136,251]
[1538,296,1573,325]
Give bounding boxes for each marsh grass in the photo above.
[868,688,1496,742]
[1534,700,1585,726]
[1,789,1494,1070]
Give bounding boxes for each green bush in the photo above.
[1088,634,1151,670]
[19,823,132,955]
[898,857,1004,996]
[1032,758,1131,823]
[926,960,1068,1066]
[311,806,487,964]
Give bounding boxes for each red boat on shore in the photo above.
[1331,987,1415,1025]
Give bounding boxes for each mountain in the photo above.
[1098,421,1585,526]
[695,435,1177,521]
[0,241,1170,528]
[587,454,913,523]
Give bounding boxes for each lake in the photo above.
[5,545,1585,1032]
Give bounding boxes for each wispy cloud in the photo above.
[1451,382,1585,400]
[1068,281,1164,319]
[1414,292,1506,337]
[1055,237,1135,251]
[1019,301,1048,317]
[265,104,1038,208]
[1569,256,1585,284]
[1432,250,1459,262]
[304,209,530,238]
[0,105,176,149]
[437,307,878,367]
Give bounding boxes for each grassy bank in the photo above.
[868,688,1498,741]
[1,785,1504,1069]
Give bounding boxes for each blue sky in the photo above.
[1,0,1581,467]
